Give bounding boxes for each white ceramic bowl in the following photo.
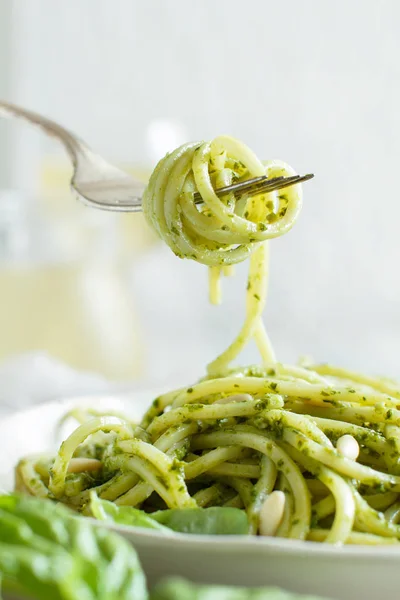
[1,393,400,600]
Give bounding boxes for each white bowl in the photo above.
[1,393,400,600]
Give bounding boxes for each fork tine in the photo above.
[216,175,285,197]
[193,173,313,204]
[244,174,301,195]
[244,173,314,199]
[193,175,282,202]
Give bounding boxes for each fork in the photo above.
[0,100,313,213]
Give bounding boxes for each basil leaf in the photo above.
[90,493,248,536]
[150,578,329,600]
[90,492,170,533]
[151,507,249,535]
[0,494,147,600]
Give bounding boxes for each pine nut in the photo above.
[336,434,359,461]
[259,490,286,536]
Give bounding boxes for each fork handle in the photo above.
[0,100,88,167]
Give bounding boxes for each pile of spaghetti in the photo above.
[17,137,400,545]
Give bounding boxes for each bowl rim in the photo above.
[3,394,400,559]
[90,517,400,558]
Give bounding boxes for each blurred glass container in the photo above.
[0,170,154,381]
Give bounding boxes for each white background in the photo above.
[1,0,400,384]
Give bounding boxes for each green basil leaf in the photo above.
[90,494,248,536]
[151,507,249,535]
[0,494,147,600]
[150,578,330,600]
[89,492,170,533]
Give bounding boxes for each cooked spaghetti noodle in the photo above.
[17,136,400,545]
[142,136,302,373]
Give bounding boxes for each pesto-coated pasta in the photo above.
[17,136,400,545]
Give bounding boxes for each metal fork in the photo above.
[0,100,313,213]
